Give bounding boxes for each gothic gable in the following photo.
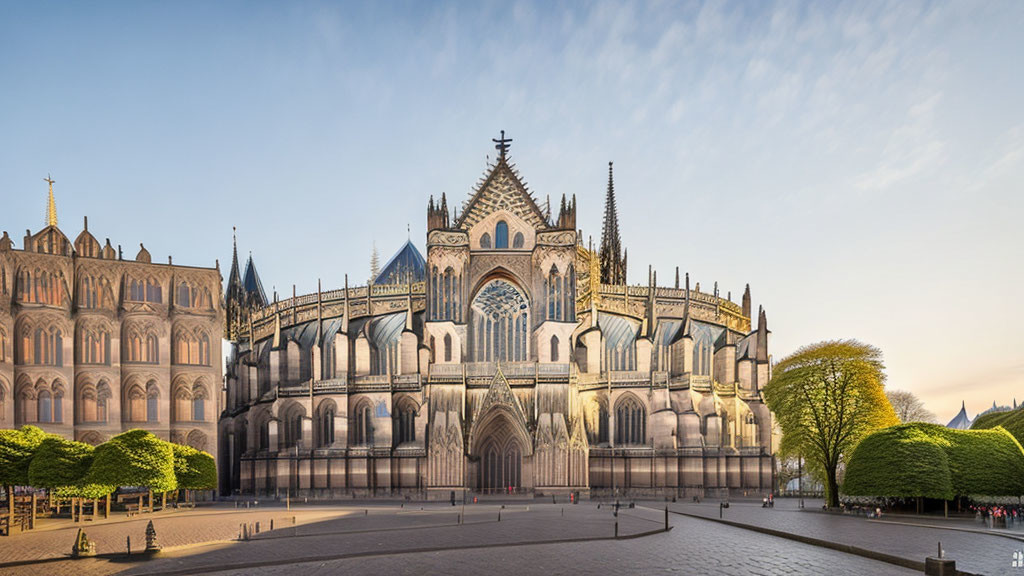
[456,159,549,232]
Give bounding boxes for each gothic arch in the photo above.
[614,392,647,446]
[186,429,208,451]
[468,276,530,362]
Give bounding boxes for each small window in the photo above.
[147,394,158,423]
[512,232,524,249]
[444,333,452,362]
[193,396,205,421]
[480,233,491,249]
[550,335,559,362]
[495,221,509,249]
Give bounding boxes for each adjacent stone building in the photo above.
[0,179,222,463]
[220,137,774,498]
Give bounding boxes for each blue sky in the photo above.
[2,1,1022,422]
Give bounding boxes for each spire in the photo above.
[599,162,627,285]
[742,284,751,318]
[44,174,57,227]
[227,227,241,295]
[370,242,381,281]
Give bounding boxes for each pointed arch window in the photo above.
[615,396,646,446]
[38,390,52,423]
[550,335,560,362]
[598,401,610,444]
[96,381,110,423]
[352,402,374,446]
[494,221,509,249]
[512,232,524,249]
[443,333,452,362]
[192,385,207,421]
[146,381,159,423]
[480,233,491,249]
[177,282,191,308]
[394,402,416,445]
[470,279,529,362]
[319,404,336,447]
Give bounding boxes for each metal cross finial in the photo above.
[44,174,55,186]
[492,130,512,159]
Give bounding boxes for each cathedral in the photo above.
[220,136,775,498]
[0,179,223,460]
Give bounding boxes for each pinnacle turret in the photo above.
[599,162,627,285]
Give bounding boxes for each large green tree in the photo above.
[86,430,176,493]
[763,340,899,508]
[28,436,115,499]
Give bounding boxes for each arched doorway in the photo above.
[481,438,522,493]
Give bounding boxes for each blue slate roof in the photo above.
[374,240,426,285]
[946,401,973,430]
[243,255,268,306]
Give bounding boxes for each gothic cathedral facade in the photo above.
[221,140,775,498]
[0,181,223,459]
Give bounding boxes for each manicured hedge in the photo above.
[843,423,1024,498]
[843,424,954,499]
[0,426,49,486]
[170,443,217,490]
[972,407,1024,445]
[86,430,177,493]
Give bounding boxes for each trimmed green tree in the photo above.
[844,422,1024,499]
[170,443,216,491]
[0,426,49,486]
[843,424,954,500]
[972,407,1024,446]
[28,436,105,498]
[86,430,177,493]
[763,340,899,508]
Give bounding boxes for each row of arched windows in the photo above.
[479,221,525,250]
[17,327,63,366]
[78,381,111,423]
[173,331,211,366]
[173,382,209,422]
[125,381,160,423]
[176,282,213,309]
[127,278,162,303]
[429,334,453,363]
[18,381,66,424]
[545,263,576,322]
[79,276,113,309]
[17,269,65,306]
[125,333,160,364]
[79,329,111,364]
[429,266,463,321]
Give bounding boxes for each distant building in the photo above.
[0,179,223,462]
[219,136,775,498]
[946,402,973,429]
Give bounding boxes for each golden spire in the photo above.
[43,174,57,227]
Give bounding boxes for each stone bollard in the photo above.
[270,519,274,531]
[71,528,96,558]
[925,542,956,576]
[256,521,260,534]
[126,535,131,556]
[145,520,161,553]
[498,509,501,522]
